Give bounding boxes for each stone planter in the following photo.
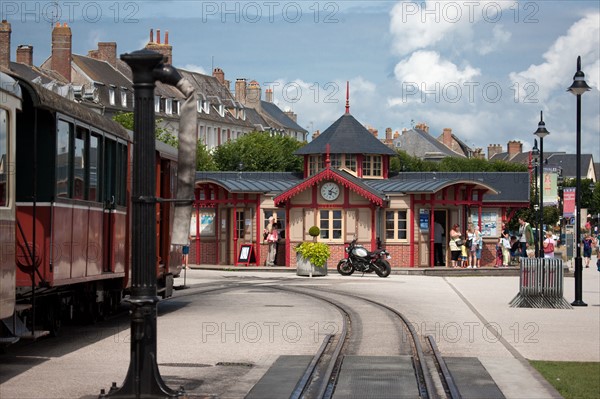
[296,254,328,277]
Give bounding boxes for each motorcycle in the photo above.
[337,238,391,278]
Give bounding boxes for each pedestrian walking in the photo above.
[543,231,555,259]
[434,221,445,266]
[582,233,593,268]
[518,217,534,258]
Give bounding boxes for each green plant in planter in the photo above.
[294,242,331,268]
[308,226,320,241]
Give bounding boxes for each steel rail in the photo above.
[427,335,462,399]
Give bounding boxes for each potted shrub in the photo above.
[295,226,330,277]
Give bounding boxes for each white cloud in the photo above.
[393,51,481,88]
[478,24,511,55]
[264,77,379,135]
[509,13,600,102]
[181,64,207,74]
[389,1,514,56]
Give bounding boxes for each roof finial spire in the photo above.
[345,81,350,114]
[325,144,331,168]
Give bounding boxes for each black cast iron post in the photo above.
[534,111,549,257]
[100,49,185,398]
[568,56,590,307]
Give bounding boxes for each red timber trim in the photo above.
[303,155,309,178]
[409,194,415,267]
[233,198,238,266]
[274,168,383,207]
[195,199,200,264]
[370,204,376,249]
[383,155,389,179]
[255,198,261,267]
[357,154,364,177]
[429,200,435,268]
[285,206,291,267]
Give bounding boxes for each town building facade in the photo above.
[190,101,531,268]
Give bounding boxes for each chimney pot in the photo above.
[16,44,33,66]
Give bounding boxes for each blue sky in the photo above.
[5,1,600,158]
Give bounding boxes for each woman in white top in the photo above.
[542,230,555,259]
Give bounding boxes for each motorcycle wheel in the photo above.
[374,259,391,278]
[337,259,354,276]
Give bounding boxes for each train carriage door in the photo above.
[101,137,127,274]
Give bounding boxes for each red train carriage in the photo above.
[1,72,182,343]
[0,72,21,346]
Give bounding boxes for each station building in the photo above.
[190,106,530,268]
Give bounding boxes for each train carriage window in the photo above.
[56,120,72,198]
[0,109,7,206]
[115,142,127,207]
[73,126,88,200]
[89,133,101,202]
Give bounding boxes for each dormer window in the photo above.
[362,155,382,177]
[108,86,116,105]
[120,90,127,107]
[218,104,225,117]
[154,95,160,112]
[203,100,210,114]
[174,100,180,115]
[345,154,356,172]
[166,98,173,115]
[308,155,324,177]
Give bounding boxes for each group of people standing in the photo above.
[448,223,483,268]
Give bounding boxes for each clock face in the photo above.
[321,182,340,201]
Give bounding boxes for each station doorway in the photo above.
[433,210,447,267]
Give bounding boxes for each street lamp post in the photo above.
[534,112,549,257]
[567,56,590,307]
[532,139,540,256]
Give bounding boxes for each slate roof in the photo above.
[396,128,463,158]
[261,101,307,133]
[195,171,303,193]
[8,62,68,85]
[195,170,530,203]
[366,172,530,203]
[546,153,596,180]
[295,113,396,155]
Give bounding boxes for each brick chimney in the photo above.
[16,45,33,66]
[284,110,297,122]
[312,130,320,140]
[0,20,11,70]
[442,128,453,147]
[97,42,117,68]
[415,122,429,133]
[507,140,522,157]
[487,144,503,160]
[235,78,247,104]
[213,67,225,84]
[265,88,273,103]
[385,128,392,140]
[51,22,72,81]
[145,28,173,64]
[246,80,261,109]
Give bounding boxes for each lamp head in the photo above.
[532,139,539,161]
[567,56,591,96]
[534,110,550,138]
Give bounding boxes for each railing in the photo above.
[509,258,572,309]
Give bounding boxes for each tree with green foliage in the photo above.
[112,112,178,147]
[212,131,304,171]
[390,150,527,172]
[196,141,217,171]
